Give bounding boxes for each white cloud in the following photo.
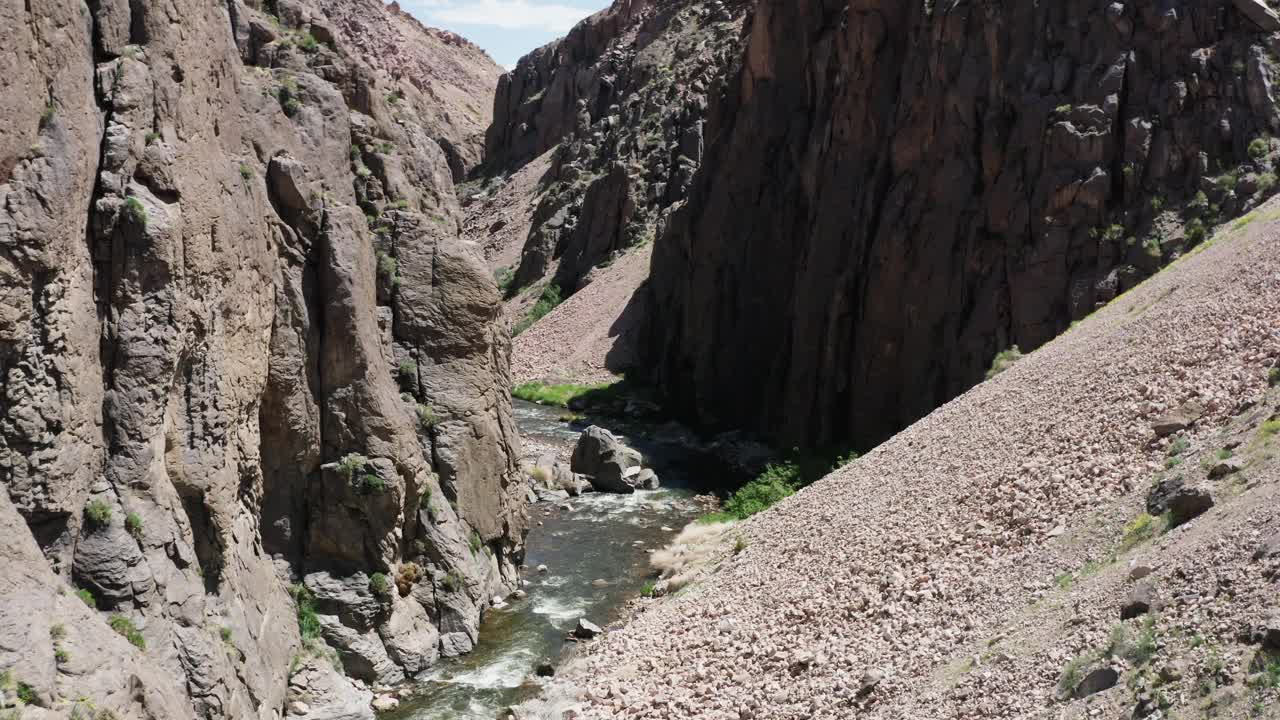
[405,0,596,33]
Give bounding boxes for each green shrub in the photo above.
[529,466,552,484]
[1268,367,1280,387]
[49,624,66,640]
[354,473,386,495]
[295,31,319,52]
[985,346,1024,380]
[1119,512,1166,552]
[335,453,367,479]
[388,198,409,210]
[386,89,403,105]
[108,615,145,649]
[469,531,483,555]
[145,131,161,145]
[734,536,748,554]
[1249,137,1272,160]
[239,164,254,181]
[376,249,397,278]
[278,78,301,117]
[15,680,37,704]
[219,626,233,644]
[1215,172,1239,194]
[639,581,656,597]
[1185,218,1206,244]
[368,572,391,598]
[397,359,417,384]
[75,588,96,608]
[1167,437,1189,456]
[440,570,463,593]
[1149,195,1165,212]
[512,284,563,336]
[124,512,143,538]
[1188,190,1209,215]
[1059,653,1090,694]
[1261,418,1280,436]
[39,100,56,127]
[1258,172,1277,195]
[1054,104,1073,116]
[495,267,515,295]
[712,462,800,521]
[124,197,147,228]
[416,404,437,431]
[54,647,69,664]
[84,500,112,530]
[289,584,321,641]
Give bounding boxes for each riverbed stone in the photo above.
[574,618,603,639]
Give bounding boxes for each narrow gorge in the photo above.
[4,0,1280,719]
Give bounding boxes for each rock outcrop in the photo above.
[644,0,1280,449]
[480,0,750,301]
[0,0,522,716]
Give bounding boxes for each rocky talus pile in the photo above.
[645,0,1280,450]
[534,207,1280,719]
[0,1,522,717]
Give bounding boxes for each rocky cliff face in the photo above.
[646,0,1280,449]
[0,0,522,717]
[479,0,749,298]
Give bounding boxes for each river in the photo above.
[386,400,719,719]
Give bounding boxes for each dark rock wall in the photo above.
[0,0,524,716]
[646,0,1280,450]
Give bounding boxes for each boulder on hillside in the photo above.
[1121,580,1160,619]
[1146,477,1186,515]
[1207,458,1244,479]
[1151,400,1205,437]
[1168,486,1214,526]
[1072,666,1119,699]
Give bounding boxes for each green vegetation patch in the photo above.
[699,450,859,524]
[289,584,321,641]
[108,615,145,649]
[512,284,563,336]
[84,500,112,530]
[512,380,615,407]
[986,346,1024,380]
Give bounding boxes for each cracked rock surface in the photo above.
[0,0,523,717]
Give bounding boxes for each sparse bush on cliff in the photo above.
[416,404,437,430]
[84,500,112,530]
[335,453,367,479]
[125,512,143,539]
[108,615,145,649]
[124,197,147,228]
[289,584,321,641]
[368,572,391,599]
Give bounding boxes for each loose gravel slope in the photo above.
[537,207,1280,719]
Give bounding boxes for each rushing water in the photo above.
[387,400,715,719]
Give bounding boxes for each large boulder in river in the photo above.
[571,426,650,493]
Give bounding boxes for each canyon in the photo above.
[3,0,1280,719]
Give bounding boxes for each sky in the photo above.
[398,0,612,69]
